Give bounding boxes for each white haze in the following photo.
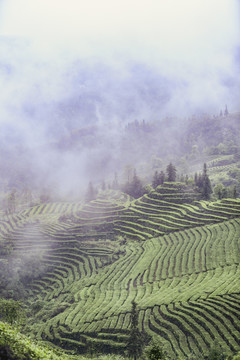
[0,0,239,197]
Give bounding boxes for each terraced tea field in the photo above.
[0,185,240,358]
[205,153,240,189]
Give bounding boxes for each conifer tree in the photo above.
[233,185,237,199]
[151,170,165,187]
[126,301,145,360]
[159,171,165,185]
[7,190,16,214]
[166,163,177,182]
[201,163,212,200]
[123,170,144,198]
[131,170,144,198]
[194,173,198,185]
[197,173,203,189]
[152,171,159,189]
[224,105,229,116]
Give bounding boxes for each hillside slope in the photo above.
[0,187,240,358]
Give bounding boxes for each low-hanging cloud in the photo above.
[0,0,239,196]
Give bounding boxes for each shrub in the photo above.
[145,342,166,360]
[205,343,226,360]
[0,298,26,325]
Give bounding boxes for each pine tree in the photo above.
[152,171,159,189]
[197,173,203,189]
[123,170,144,198]
[7,191,16,214]
[131,170,144,198]
[126,301,145,360]
[159,171,165,185]
[201,163,212,200]
[233,185,237,199]
[194,173,198,185]
[224,105,229,116]
[166,163,177,182]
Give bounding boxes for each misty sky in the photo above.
[0,0,239,196]
[0,0,239,135]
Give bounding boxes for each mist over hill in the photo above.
[0,104,239,200]
[0,53,240,198]
[0,0,240,199]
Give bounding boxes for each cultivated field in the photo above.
[0,184,239,358]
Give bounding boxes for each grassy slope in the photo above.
[0,321,79,360]
[0,186,240,358]
[0,321,125,360]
